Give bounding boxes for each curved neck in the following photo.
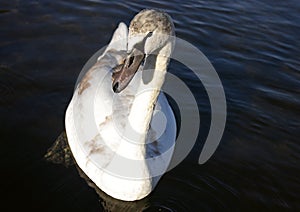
[128,54,169,137]
[115,43,172,160]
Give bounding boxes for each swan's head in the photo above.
[112,9,175,93]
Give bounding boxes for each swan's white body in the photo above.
[65,10,176,201]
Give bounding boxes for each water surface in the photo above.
[1,0,300,211]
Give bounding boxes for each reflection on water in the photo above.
[45,132,150,211]
[1,0,300,211]
[79,167,151,211]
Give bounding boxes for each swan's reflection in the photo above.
[77,164,149,211]
[45,132,150,211]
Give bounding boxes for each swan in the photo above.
[65,9,176,201]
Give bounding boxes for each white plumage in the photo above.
[65,9,176,201]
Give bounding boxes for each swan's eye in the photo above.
[141,57,145,66]
[148,32,153,37]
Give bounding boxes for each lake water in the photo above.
[1,0,299,211]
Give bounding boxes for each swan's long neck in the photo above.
[114,47,171,160]
[128,54,169,136]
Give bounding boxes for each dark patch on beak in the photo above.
[112,32,154,93]
[112,48,145,93]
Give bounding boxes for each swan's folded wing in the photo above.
[98,22,128,61]
[65,23,129,183]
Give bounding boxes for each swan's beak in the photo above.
[112,48,145,93]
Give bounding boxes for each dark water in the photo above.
[1,0,300,211]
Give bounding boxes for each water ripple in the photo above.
[1,0,300,210]
[0,83,14,104]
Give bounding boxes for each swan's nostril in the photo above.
[128,56,135,67]
[113,82,119,93]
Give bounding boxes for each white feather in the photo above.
[66,11,176,201]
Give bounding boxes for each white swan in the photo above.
[65,9,176,201]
